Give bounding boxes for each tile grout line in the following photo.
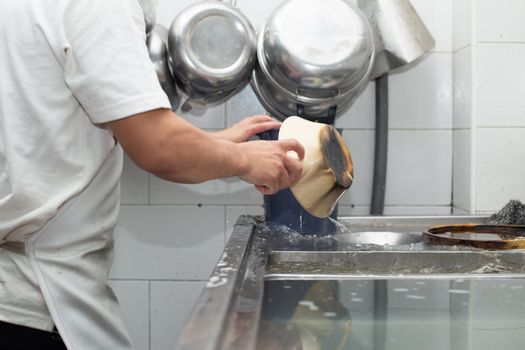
[148,280,151,350]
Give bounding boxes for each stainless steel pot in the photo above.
[167,0,256,111]
[251,65,361,122]
[356,0,435,78]
[147,24,181,111]
[251,0,375,122]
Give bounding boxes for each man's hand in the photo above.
[211,115,281,143]
[238,139,305,194]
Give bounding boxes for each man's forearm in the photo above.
[107,108,251,183]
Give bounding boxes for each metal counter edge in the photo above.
[174,215,258,350]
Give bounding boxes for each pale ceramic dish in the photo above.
[279,116,354,218]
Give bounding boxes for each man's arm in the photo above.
[106,108,304,194]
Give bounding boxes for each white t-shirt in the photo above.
[0,0,170,329]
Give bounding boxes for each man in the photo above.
[0,0,304,348]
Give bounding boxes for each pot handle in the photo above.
[296,104,337,125]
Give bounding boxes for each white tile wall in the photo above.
[340,128,453,210]
[109,281,150,350]
[335,81,376,130]
[150,177,263,205]
[477,0,525,43]
[475,128,525,212]
[110,205,225,280]
[385,130,452,206]
[476,43,525,127]
[389,54,453,129]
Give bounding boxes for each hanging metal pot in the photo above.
[251,0,375,122]
[356,0,435,78]
[146,24,181,111]
[167,0,256,112]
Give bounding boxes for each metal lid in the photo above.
[259,0,374,96]
[168,1,256,93]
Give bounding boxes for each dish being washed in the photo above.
[278,116,353,218]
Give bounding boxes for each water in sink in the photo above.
[257,278,525,350]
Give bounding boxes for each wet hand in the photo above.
[239,138,305,194]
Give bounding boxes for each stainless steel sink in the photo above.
[176,215,525,350]
[266,250,525,279]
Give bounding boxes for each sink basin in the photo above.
[265,250,525,279]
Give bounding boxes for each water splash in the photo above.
[328,217,353,235]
